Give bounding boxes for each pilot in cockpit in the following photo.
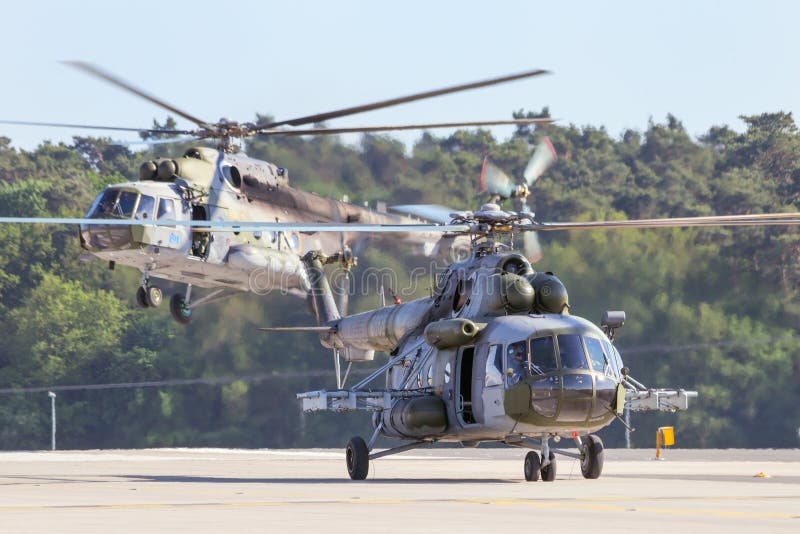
[507,341,528,384]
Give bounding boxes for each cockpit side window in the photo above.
[612,344,624,374]
[585,336,611,375]
[157,198,175,220]
[485,344,504,387]
[506,340,528,385]
[602,340,623,376]
[135,195,155,220]
[530,336,557,375]
[557,334,589,369]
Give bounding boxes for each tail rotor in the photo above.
[480,136,556,262]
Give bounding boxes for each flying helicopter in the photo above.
[1,62,551,322]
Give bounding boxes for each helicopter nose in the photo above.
[506,373,621,422]
[80,224,133,252]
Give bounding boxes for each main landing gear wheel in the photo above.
[540,451,556,481]
[145,286,163,307]
[170,294,193,325]
[135,286,149,308]
[345,436,369,480]
[580,434,604,479]
[524,451,541,481]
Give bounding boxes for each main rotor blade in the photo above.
[0,119,192,135]
[390,204,462,224]
[107,136,202,147]
[0,217,471,234]
[63,61,211,129]
[259,68,550,129]
[255,118,553,136]
[530,212,800,231]
[258,326,335,332]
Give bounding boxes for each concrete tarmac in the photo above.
[0,448,798,533]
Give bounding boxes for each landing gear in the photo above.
[524,451,540,481]
[579,434,604,479]
[345,436,369,480]
[135,286,149,308]
[540,450,556,481]
[138,270,162,308]
[145,285,163,307]
[170,294,192,324]
[136,285,162,307]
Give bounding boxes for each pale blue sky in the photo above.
[2,0,798,150]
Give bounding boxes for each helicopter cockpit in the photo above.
[493,329,624,424]
[88,188,154,220]
[80,185,186,252]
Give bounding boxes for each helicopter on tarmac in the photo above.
[1,62,551,323]
[260,204,800,481]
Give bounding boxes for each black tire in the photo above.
[146,286,163,307]
[345,436,369,480]
[524,451,541,481]
[170,294,193,324]
[136,286,149,308]
[540,451,556,481]
[580,434,604,479]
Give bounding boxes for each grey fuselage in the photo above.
[310,249,624,443]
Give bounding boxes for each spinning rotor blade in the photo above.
[523,136,557,185]
[257,118,553,136]
[0,119,191,135]
[4,212,800,237]
[258,68,550,129]
[481,158,516,198]
[390,204,461,224]
[516,201,542,262]
[107,136,203,147]
[0,217,472,234]
[63,61,211,129]
[530,212,800,231]
[523,231,543,263]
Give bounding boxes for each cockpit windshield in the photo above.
[88,189,153,219]
[530,336,558,375]
[557,334,589,369]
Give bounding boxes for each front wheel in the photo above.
[580,434,604,479]
[540,451,556,482]
[170,294,192,324]
[524,451,541,481]
[346,436,369,480]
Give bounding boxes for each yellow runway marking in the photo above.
[0,496,798,519]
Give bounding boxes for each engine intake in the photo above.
[424,318,485,349]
